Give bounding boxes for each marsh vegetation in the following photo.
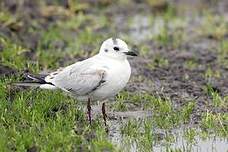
[0,0,227,151]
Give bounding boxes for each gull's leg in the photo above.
[87,98,92,125]
[102,102,107,127]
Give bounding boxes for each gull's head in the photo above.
[99,38,137,60]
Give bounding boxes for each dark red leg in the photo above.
[87,98,92,125]
[102,102,107,127]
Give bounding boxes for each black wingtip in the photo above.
[25,74,47,84]
[21,74,55,86]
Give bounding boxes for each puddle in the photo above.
[90,106,227,152]
[128,14,153,43]
[153,130,228,152]
[114,11,216,46]
[97,110,228,152]
[109,120,228,151]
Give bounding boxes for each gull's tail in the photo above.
[13,74,57,90]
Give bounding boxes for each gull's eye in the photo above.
[104,49,108,52]
[113,47,120,51]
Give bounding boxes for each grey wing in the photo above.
[46,61,107,95]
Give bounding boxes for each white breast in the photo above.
[90,59,131,100]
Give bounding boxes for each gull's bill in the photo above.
[124,51,138,56]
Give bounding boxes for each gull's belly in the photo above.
[91,63,131,100]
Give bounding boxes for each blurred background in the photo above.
[0,0,227,70]
[0,0,227,151]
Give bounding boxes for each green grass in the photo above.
[0,38,25,69]
[0,79,227,151]
[204,67,221,79]
[204,84,228,108]
[198,13,227,40]
[0,78,117,151]
[200,111,228,137]
[183,128,197,144]
[218,40,228,68]
[184,59,198,70]
[147,54,169,69]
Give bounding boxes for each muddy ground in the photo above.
[0,0,227,132]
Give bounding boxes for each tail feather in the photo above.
[13,82,42,87]
[13,74,56,90]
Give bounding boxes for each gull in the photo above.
[15,38,137,126]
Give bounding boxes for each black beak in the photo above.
[124,51,138,56]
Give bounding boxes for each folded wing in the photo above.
[45,61,107,96]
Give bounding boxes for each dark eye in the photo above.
[113,47,120,51]
[104,49,108,52]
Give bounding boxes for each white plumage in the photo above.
[40,38,136,102]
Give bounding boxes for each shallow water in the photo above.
[153,130,228,152]
[105,110,228,152]
[91,105,227,152]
